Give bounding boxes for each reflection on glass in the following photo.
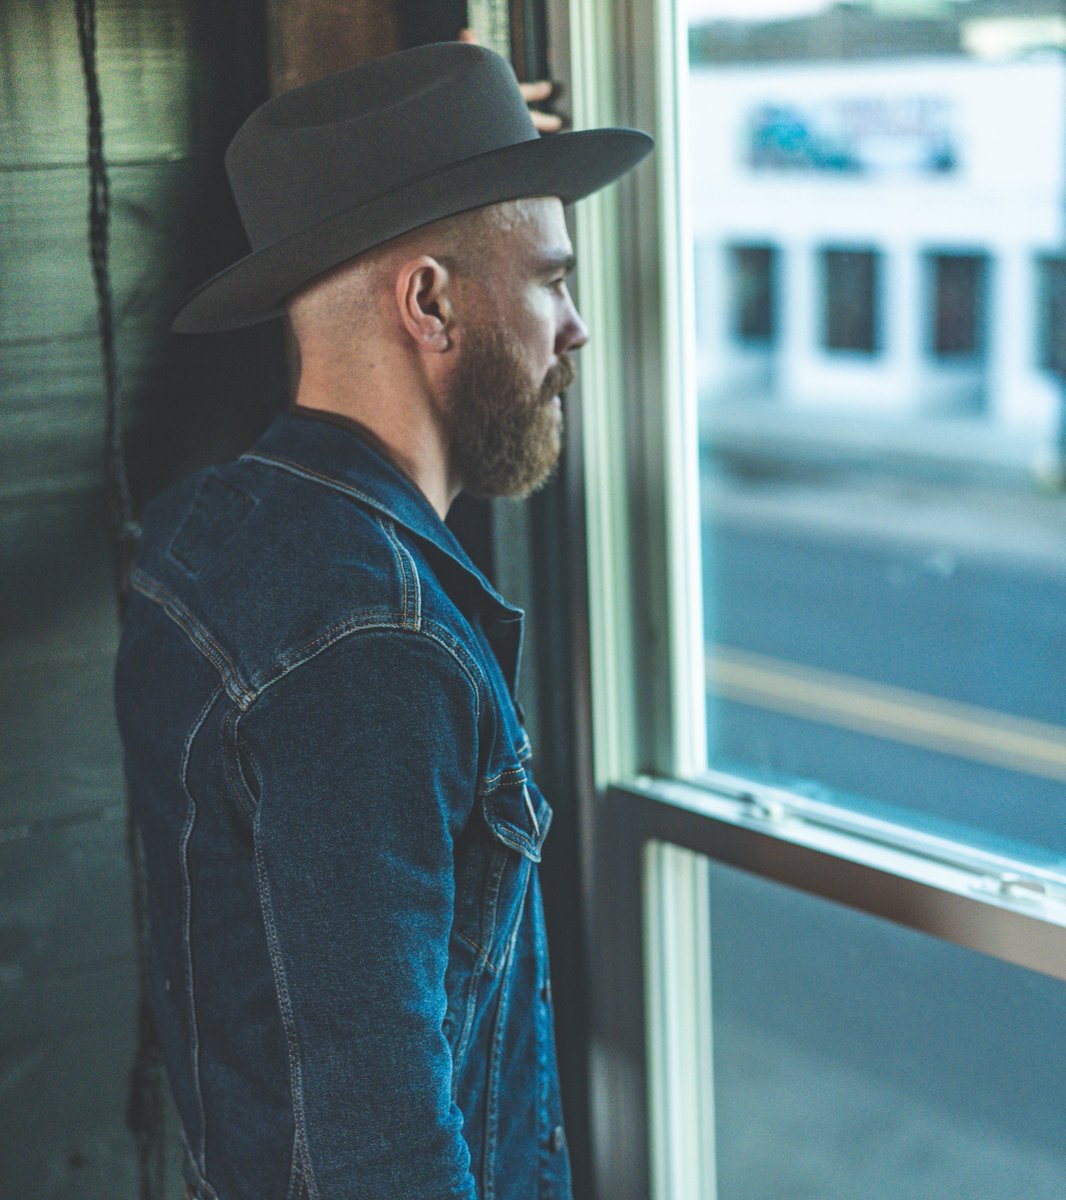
[687,0,1066,862]
[708,859,1066,1199]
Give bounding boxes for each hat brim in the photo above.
[170,127,653,333]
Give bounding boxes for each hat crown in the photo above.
[170,43,653,332]
[225,43,538,251]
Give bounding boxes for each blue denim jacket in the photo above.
[114,408,571,1200]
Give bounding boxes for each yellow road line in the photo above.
[707,646,1066,783]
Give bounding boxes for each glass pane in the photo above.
[928,252,986,359]
[729,243,778,343]
[822,247,880,353]
[1038,256,1066,373]
[686,0,1066,865]
[707,857,1066,1199]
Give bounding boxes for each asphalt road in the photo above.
[698,463,1066,1197]
[700,464,1066,861]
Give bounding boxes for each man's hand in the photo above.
[518,79,564,133]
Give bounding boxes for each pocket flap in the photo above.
[481,772,553,862]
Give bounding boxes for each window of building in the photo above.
[728,243,777,344]
[1037,255,1066,375]
[928,251,987,359]
[821,247,880,354]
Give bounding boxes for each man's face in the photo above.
[443,197,588,499]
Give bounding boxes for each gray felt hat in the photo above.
[170,41,653,333]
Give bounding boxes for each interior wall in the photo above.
[268,0,398,90]
[0,1,285,1194]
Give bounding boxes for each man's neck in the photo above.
[291,381,458,519]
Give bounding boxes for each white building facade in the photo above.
[689,56,1066,456]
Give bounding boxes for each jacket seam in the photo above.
[223,707,258,822]
[377,514,422,630]
[130,568,254,708]
[481,870,530,1200]
[180,685,222,1179]
[248,619,487,724]
[455,854,502,966]
[285,1124,302,1200]
[479,764,528,794]
[129,570,479,718]
[181,1133,221,1200]
[449,946,486,1084]
[239,450,519,617]
[240,452,392,518]
[252,815,321,1200]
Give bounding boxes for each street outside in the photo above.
[701,417,1066,860]
[698,415,1066,1196]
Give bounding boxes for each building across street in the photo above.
[688,4,1066,476]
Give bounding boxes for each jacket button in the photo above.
[549,1124,565,1153]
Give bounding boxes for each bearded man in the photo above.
[114,42,651,1200]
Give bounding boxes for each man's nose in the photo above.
[557,294,589,355]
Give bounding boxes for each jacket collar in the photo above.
[243,407,523,627]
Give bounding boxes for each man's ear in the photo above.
[396,255,454,352]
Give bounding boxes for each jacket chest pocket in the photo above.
[454,769,552,976]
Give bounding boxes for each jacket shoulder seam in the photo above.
[248,619,486,723]
[129,568,254,708]
[240,452,389,517]
[376,514,421,630]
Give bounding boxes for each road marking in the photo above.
[707,646,1066,783]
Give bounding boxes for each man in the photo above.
[115,42,651,1200]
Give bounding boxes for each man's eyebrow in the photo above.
[535,251,577,276]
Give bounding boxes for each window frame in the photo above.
[550,2,1066,1199]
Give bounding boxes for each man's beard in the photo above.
[444,326,576,500]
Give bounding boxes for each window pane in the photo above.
[707,858,1066,1199]
[1037,256,1066,374]
[729,243,777,343]
[687,2,1066,865]
[822,247,879,353]
[928,251,986,359]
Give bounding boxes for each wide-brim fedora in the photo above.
[171,42,653,333]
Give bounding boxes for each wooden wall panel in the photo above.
[1,1022,140,1197]
[267,0,399,91]
[0,1,286,1195]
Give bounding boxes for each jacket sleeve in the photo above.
[241,626,482,1200]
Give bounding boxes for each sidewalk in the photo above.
[700,405,1066,573]
[701,402,1061,485]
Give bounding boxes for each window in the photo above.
[928,251,987,359]
[1037,255,1066,375]
[564,2,1066,1199]
[821,247,880,354]
[693,855,1066,1198]
[727,243,776,344]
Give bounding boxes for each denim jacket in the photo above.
[114,408,571,1200]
